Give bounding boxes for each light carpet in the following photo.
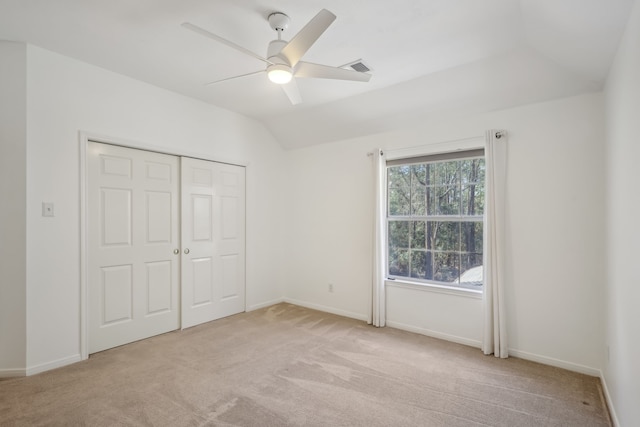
[0,303,611,426]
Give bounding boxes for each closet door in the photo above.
[88,142,180,353]
[181,157,246,328]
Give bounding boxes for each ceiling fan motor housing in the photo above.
[267,40,292,84]
[268,39,288,60]
[267,12,293,83]
[268,12,290,32]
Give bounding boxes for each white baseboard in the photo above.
[385,320,482,349]
[283,298,368,322]
[0,368,26,378]
[26,354,82,376]
[507,348,600,377]
[599,370,619,427]
[246,297,286,312]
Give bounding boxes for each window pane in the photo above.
[410,250,427,279]
[461,253,483,272]
[411,164,427,185]
[389,248,410,277]
[434,252,460,283]
[461,184,484,216]
[411,221,426,249]
[411,183,426,215]
[435,185,460,215]
[460,254,483,286]
[430,221,460,251]
[460,159,484,185]
[461,222,483,253]
[433,161,460,186]
[388,165,411,187]
[388,187,410,216]
[388,221,410,248]
[425,186,436,215]
[420,251,459,282]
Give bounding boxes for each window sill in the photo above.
[385,279,483,299]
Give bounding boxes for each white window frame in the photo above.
[383,137,485,296]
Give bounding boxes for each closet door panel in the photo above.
[88,142,180,354]
[181,157,245,328]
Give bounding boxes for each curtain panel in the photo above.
[483,130,508,358]
[370,148,386,327]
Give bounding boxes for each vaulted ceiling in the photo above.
[0,0,634,148]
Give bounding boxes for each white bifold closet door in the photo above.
[180,157,246,329]
[88,143,246,354]
[88,142,180,354]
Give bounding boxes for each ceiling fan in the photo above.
[182,9,371,105]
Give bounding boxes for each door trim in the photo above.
[78,131,248,360]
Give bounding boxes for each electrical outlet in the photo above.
[328,283,334,293]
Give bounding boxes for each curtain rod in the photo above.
[366,134,484,158]
[366,131,506,158]
[365,131,508,158]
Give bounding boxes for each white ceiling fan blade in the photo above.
[182,22,273,65]
[281,79,302,105]
[278,9,336,67]
[295,61,372,82]
[205,70,265,86]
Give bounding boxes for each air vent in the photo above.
[350,62,370,73]
[341,59,372,73]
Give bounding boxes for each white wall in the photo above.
[604,0,640,424]
[284,92,605,374]
[0,42,27,374]
[22,45,285,372]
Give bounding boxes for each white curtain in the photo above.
[483,130,508,358]
[370,148,386,327]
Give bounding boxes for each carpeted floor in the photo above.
[0,303,611,426]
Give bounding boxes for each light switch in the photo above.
[42,202,54,217]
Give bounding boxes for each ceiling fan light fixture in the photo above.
[267,64,293,84]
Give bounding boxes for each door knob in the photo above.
[184,248,190,254]
[173,249,179,255]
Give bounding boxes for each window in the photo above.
[386,151,485,290]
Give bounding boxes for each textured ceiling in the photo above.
[0,0,634,148]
